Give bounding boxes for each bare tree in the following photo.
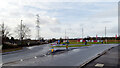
[0,22,11,38]
[15,20,31,40]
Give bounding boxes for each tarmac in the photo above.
[82,44,120,68]
[1,44,119,68]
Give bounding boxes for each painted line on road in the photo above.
[34,56,37,59]
[95,63,104,67]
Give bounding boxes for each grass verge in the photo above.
[61,42,120,44]
[2,47,23,53]
[53,45,90,47]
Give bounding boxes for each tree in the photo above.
[41,38,45,42]
[0,22,11,38]
[15,20,31,40]
[52,38,56,42]
[11,37,14,41]
[60,38,63,43]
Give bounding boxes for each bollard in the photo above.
[85,41,87,45]
[51,47,54,53]
[101,40,103,44]
[66,45,68,50]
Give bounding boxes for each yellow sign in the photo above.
[51,49,54,52]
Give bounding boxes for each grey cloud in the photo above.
[39,16,60,25]
[93,8,117,18]
[49,27,61,33]
[107,26,118,35]
[101,21,112,23]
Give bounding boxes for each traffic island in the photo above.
[46,49,71,55]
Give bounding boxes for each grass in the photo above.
[61,42,120,44]
[105,42,120,44]
[53,45,90,47]
[2,47,23,53]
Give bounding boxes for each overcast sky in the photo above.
[0,0,119,39]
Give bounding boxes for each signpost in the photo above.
[58,40,60,44]
[115,34,117,44]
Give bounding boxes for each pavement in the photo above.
[82,44,120,68]
[1,44,118,67]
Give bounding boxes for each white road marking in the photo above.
[20,59,23,61]
[34,56,37,59]
[95,63,104,67]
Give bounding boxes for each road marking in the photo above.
[95,63,104,67]
[0,63,2,66]
[20,59,23,61]
[34,56,37,59]
[43,54,46,56]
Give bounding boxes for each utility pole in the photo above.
[36,14,40,40]
[82,28,83,39]
[2,22,4,38]
[20,20,23,41]
[20,20,23,46]
[1,22,4,44]
[115,34,117,44]
[65,28,66,41]
[105,26,107,44]
[105,26,106,38]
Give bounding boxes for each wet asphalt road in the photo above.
[2,44,50,64]
[2,44,118,66]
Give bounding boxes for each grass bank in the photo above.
[2,47,23,53]
[61,42,120,44]
[53,45,90,47]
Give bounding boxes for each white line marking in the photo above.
[95,63,104,67]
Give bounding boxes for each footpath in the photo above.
[82,45,120,68]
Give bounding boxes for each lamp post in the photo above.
[105,26,107,44]
[82,28,83,44]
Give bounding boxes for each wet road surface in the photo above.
[2,44,118,66]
